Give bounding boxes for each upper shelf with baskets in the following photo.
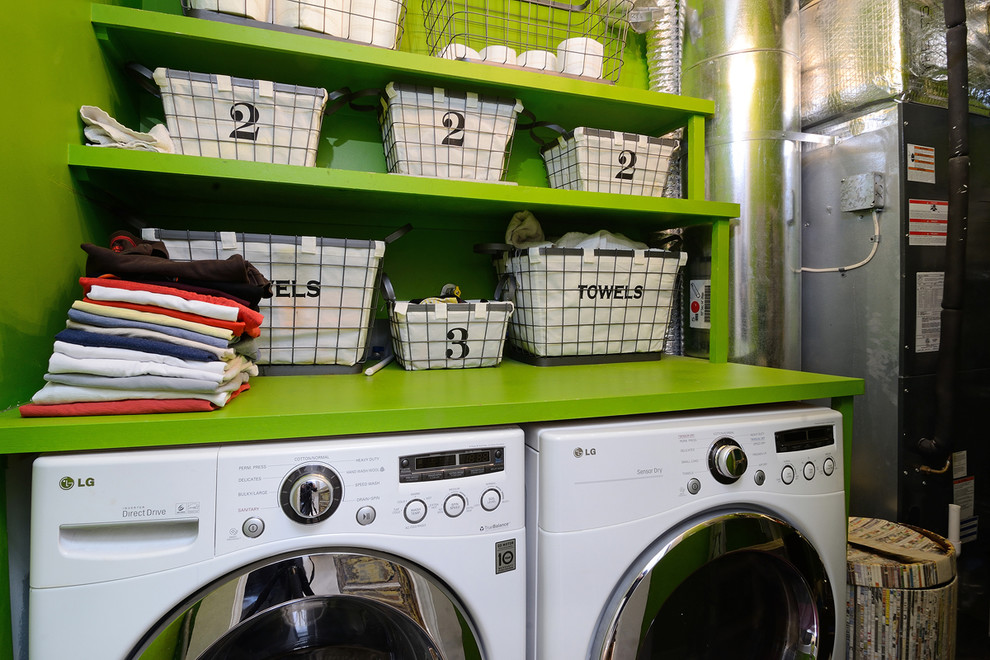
[91,3,710,142]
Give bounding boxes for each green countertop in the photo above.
[0,356,863,454]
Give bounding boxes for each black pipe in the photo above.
[917,1,969,463]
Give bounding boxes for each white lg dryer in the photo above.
[525,403,847,660]
[28,426,525,660]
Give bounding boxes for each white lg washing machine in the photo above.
[28,426,525,660]
[525,403,847,660]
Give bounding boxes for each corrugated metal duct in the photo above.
[681,0,802,368]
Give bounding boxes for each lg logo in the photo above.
[59,476,95,490]
[573,447,597,458]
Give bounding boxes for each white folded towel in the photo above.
[80,105,174,153]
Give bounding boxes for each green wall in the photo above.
[0,1,649,411]
[1,1,123,410]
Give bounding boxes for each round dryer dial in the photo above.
[708,438,748,484]
[280,464,343,524]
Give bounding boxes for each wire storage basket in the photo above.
[152,68,328,166]
[181,0,407,49]
[380,82,524,181]
[144,228,386,374]
[541,127,680,195]
[272,0,406,47]
[491,245,686,364]
[183,0,270,20]
[383,276,514,370]
[422,0,632,81]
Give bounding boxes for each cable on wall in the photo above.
[800,209,881,274]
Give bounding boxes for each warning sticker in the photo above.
[907,143,936,183]
[915,272,943,353]
[688,279,710,329]
[908,199,948,246]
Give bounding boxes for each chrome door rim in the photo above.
[592,509,836,660]
[129,548,484,660]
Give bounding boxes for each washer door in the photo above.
[131,550,482,660]
[592,511,836,660]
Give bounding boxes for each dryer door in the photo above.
[592,511,836,660]
[131,550,481,660]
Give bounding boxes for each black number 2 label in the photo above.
[615,149,637,180]
[441,111,465,146]
[229,102,260,140]
[446,327,470,359]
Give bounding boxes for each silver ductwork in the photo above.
[680,0,803,368]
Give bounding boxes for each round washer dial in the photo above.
[279,464,343,524]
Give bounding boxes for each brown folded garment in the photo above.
[82,243,272,298]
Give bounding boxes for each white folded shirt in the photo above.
[53,340,228,376]
[87,284,241,322]
[31,382,236,407]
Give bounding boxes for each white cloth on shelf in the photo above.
[80,105,174,153]
[554,230,649,250]
[86,284,241,322]
[43,371,249,394]
[30,381,237,407]
[52,340,228,377]
[47,351,227,383]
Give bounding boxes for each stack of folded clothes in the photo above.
[20,232,272,417]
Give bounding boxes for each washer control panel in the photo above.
[214,428,524,555]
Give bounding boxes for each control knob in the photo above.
[708,438,748,484]
[280,464,343,524]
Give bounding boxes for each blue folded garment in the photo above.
[55,328,218,363]
[67,307,230,349]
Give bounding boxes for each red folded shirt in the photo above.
[19,383,250,417]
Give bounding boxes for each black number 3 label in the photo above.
[441,111,465,146]
[229,102,260,141]
[615,149,637,180]
[446,327,470,359]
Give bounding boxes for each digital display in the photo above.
[415,454,456,470]
[775,425,835,453]
[459,450,491,465]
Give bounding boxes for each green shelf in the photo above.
[91,3,712,138]
[67,145,739,228]
[0,356,863,455]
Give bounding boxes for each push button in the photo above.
[803,462,816,480]
[781,465,795,485]
[823,457,835,476]
[404,499,427,524]
[356,506,376,526]
[444,494,466,518]
[481,488,501,511]
[242,517,265,538]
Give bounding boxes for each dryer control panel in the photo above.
[526,404,843,534]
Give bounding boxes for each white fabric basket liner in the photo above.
[272,0,405,48]
[144,228,385,366]
[153,68,328,166]
[542,127,680,196]
[184,0,271,21]
[497,246,686,357]
[380,82,524,181]
[389,300,514,370]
